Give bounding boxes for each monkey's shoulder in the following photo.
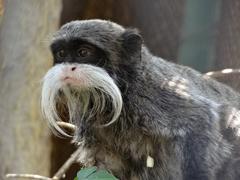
[127,57,240,136]
[139,56,240,108]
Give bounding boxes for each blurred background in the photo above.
[0,0,240,179]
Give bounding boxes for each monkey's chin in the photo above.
[41,63,123,137]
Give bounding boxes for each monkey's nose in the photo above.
[71,67,76,71]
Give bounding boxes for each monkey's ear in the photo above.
[122,29,142,55]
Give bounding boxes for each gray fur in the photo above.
[43,19,240,180]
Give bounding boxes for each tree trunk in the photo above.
[0,0,61,178]
[214,0,240,91]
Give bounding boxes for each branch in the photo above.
[52,145,82,179]
[56,121,77,132]
[6,174,53,180]
[6,146,81,180]
[6,122,80,180]
[204,68,240,78]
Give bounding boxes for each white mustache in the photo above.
[41,63,123,137]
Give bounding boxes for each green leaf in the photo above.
[77,166,97,179]
[87,170,118,179]
[76,167,118,180]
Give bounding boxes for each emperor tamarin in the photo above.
[41,19,240,180]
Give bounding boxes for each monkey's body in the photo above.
[42,20,240,180]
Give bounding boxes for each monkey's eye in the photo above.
[56,49,66,58]
[77,47,92,57]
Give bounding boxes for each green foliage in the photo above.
[75,166,118,180]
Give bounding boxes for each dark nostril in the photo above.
[71,67,76,71]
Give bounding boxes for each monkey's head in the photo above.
[41,20,143,136]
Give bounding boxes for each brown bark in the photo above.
[214,0,240,91]
[0,0,3,23]
[0,0,61,179]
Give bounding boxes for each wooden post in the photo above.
[0,0,61,178]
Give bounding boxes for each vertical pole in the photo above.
[178,0,221,72]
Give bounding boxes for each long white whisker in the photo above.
[41,64,123,136]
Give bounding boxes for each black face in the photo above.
[50,39,107,67]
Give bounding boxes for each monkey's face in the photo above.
[41,20,142,136]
